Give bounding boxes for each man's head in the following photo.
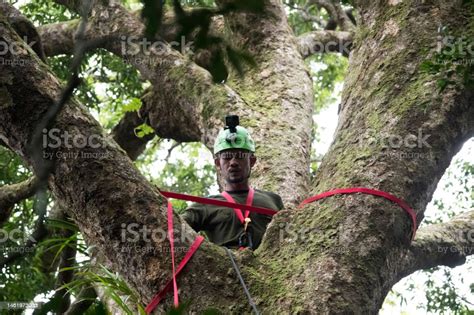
[215,149,257,185]
[213,116,256,188]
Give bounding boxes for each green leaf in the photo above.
[122,98,142,113]
[134,123,155,138]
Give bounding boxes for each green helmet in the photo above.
[214,121,256,155]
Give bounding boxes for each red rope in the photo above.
[145,235,204,314]
[298,187,417,240]
[221,188,255,224]
[145,187,417,313]
[159,190,277,216]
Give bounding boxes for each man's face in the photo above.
[215,149,257,184]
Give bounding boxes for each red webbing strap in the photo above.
[159,190,277,216]
[298,187,417,240]
[145,196,205,314]
[145,187,416,313]
[221,188,255,250]
[167,201,178,307]
[145,235,204,314]
[221,187,255,224]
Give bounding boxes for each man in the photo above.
[182,116,284,250]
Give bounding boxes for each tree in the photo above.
[0,0,473,313]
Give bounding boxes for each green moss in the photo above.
[353,25,370,49]
[166,63,227,121]
[389,71,434,116]
[367,110,383,131]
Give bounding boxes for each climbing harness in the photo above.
[145,187,418,314]
[221,187,255,250]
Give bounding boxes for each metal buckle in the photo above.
[244,217,251,232]
[238,231,253,249]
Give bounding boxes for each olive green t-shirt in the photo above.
[182,189,284,249]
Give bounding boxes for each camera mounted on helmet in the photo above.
[213,115,256,155]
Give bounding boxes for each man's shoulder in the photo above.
[186,193,225,210]
[254,189,284,209]
[254,189,282,199]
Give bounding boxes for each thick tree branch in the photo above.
[0,103,154,268]
[38,10,180,57]
[297,30,353,58]
[400,210,474,275]
[0,111,153,266]
[110,111,155,160]
[270,1,474,312]
[0,19,246,312]
[38,20,78,56]
[0,177,38,225]
[308,0,356,31]
[47,2,245,150]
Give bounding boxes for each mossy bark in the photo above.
[219,0,314,205]
[1,1,474,314]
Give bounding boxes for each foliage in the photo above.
[425,268,472,314]
[0,1,472,314]
[139,0,263,82]
[419,1,474,92]
[382,140,474,314]
[136,141,217,212]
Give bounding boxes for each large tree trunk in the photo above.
[1,0,473,314]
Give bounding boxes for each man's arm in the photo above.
[276,194,284,210]
[181,204,206,232]
[265,190,285,211]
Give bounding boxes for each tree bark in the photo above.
[0,177,38,225]
[1,0,473,314]
[0,13,247,312]
[256,1,474,312]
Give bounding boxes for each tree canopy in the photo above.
[0,0,473,314]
